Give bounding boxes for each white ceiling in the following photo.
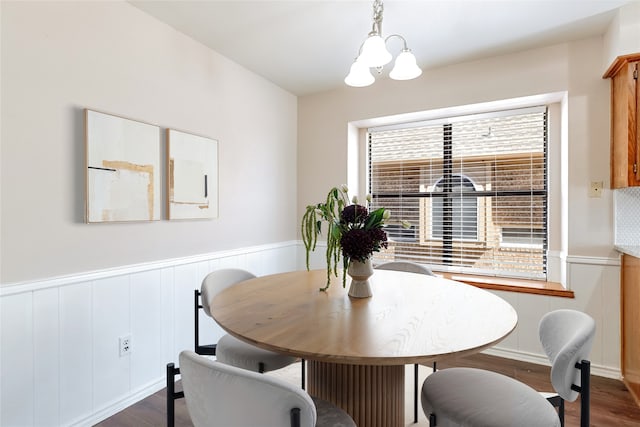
[129,0,631,96]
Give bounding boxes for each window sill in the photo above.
[437,272,574,298]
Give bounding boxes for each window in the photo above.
[368,107,548,280]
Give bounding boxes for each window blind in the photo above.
[368,107,548,280]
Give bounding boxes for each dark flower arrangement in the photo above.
[339,205,388,262]
[302,185,389,291]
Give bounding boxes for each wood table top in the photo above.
[211,269,518,366]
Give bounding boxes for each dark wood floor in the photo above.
[96,353,640,427]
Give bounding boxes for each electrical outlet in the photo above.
[119,335,132,357]
[589,181,604,198]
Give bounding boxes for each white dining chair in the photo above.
[421,309,595,427]
[177,350,356,427]
[198,269,298,374]
[166,269,304,427]
[375,261,435,276]
[374,260,436,424]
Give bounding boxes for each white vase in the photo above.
[347,258,374,298]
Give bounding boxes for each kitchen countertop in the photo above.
[615,245,640,258]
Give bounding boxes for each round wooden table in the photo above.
[211,269,517,427]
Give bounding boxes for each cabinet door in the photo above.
[622,254,640,399]
[606,56,640,187]
[635,61,640,183]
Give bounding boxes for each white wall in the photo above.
[0,1,297,285]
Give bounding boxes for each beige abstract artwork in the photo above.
[85,109,161,223]
[167,129,218,220]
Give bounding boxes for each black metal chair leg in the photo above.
[429,413,437,426]
[580,360,590,427]
[414,363,419,423]
[194,290,217,356]
[301,359,306,389]
[290,407,301,427]
[167,363,175,427]
[166,363,184,427]
[194,290,199,353]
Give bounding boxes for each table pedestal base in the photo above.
[307,360,405,427]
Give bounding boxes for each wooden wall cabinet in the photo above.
[604,54,640,188]
[621,254,640,406]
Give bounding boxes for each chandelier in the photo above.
[344,0,422,87]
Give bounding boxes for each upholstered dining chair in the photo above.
[374,260,436,424]
[375,261,435,276]
[168,269,303,427]
[176,350,356,427]
[197,269,298,375]
[421,309,595,427]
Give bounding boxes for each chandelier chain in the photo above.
[371,0,384,35]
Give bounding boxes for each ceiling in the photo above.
[129,0,631,96]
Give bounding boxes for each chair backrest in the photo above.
[200,269,256,317]
[374,261,436,276]
[538,309,595,402]
[179,350,316,427]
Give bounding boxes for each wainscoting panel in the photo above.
[173,262,203,365]
[1,292,35,427]
[601,264,622,370]
[93,275,130,413]
[160,267,176,376]
[130,269,163,392]
[59,282,93,426]
[34,287,60,426]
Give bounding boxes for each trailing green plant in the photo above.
[302,185,389,291]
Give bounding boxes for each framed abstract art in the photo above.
[166,129,218,220]
[85,109,161,223]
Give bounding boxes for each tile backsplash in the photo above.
[615,187,640,245]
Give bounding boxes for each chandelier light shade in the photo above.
[389,49,422,80]
[345,0,422,87]
[344,57,375,87]
[359,35,392,68]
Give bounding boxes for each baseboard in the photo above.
[484,347,621,380]
[69,379,166,427]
